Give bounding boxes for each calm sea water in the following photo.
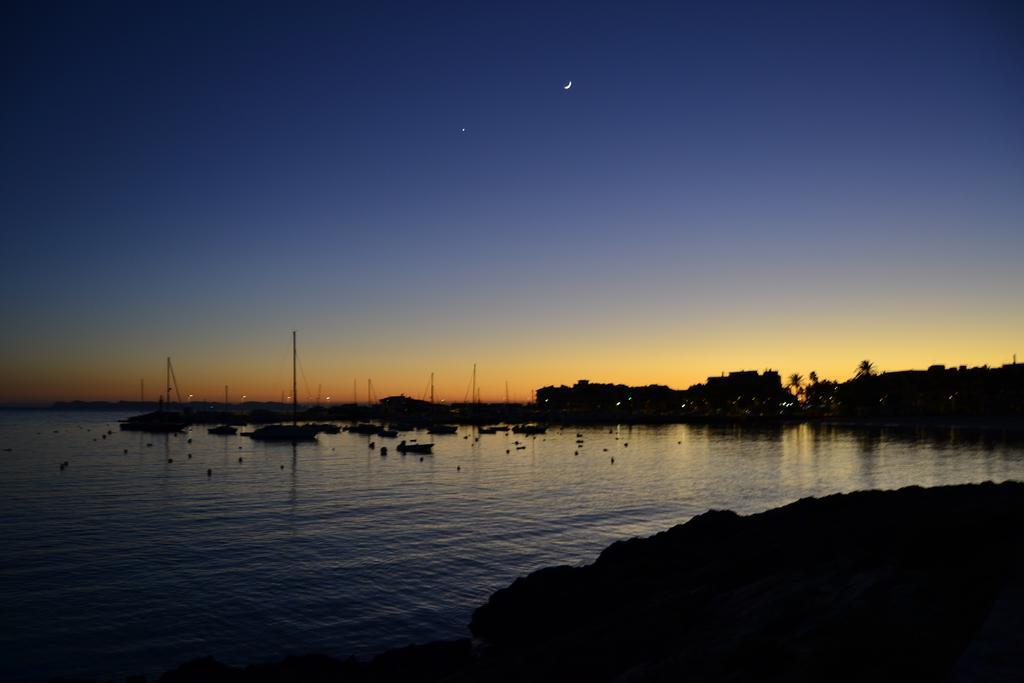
[1,410,1022,682]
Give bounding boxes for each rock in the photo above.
[158,656,240,682]
[467,481,1024,682]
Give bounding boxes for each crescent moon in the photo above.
[564,81,572,90]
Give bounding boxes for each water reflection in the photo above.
[0,411,1021,683]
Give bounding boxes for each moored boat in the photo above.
[428,424,458,435]
[208,425,238,435]
[120,410,188,433]
[512,424,546,435]
[397,440,433,454]
[247,332,318,443]
[120,358,190,432]
[479,426,506,434]
[249,423,319,441]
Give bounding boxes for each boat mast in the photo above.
[430,372,434,404]
[292,330,297,426]
[165,357,171,410]
[224,385,229,412]
[472,363,477,405]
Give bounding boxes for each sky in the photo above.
[2,0,1022,403]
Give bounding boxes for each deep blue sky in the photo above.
[2,1,1022,401]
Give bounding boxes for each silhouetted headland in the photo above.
[54,481,1024,682]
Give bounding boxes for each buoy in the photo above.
[419,456,424,462]
[574,451,578,455]
[238,457,243,463]
[187,438,192,443]
[457,465,461,471]
[611,457,615,464]
[146,443,153,447]
[207,468,212,476]
[624,442,628,447]
[187,453,192,459]
[167,458,173,463]
[280,464,284,470]
[506,449,510,453]
[123,449,128,454]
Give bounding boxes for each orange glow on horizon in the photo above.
[4,329,1020,404]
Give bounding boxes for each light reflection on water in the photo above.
[0,411,1021,682]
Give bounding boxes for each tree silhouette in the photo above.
[855,360,876,379]
[809,371,819,385]
[787,373,804,398]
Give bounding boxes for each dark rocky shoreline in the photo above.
[55,481,1024,682]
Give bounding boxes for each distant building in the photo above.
[536,380,686,412]
[704,370,783,395]
[692,370,789,415]
[838,363,1024,416]
[534,362,1024,419]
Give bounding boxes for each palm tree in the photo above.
[808,371,819,385]
[855,360,876,379]
[787,373,804,397]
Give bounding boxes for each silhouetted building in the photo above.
[688,370,790,415]
[536,380,687,413]
[837,363,1024,416]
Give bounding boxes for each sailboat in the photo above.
[120,358,190,432]
[208,385,238,434]
[249,331,320,442]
